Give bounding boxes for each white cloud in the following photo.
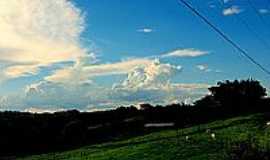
[196,64,222,73]
[19,58,210,110]
[108,59,210,105]
[223,6,242,16]
[259,9,269,14]
[113,59,182,90]
[162,49,209,58]
[45,58,154,85]
[0,1,212,111]
[137,28,153,33]
[196,64,211,72]
[110,82,209,106]
[4,64,40,78]
[24,80,99,109]
[85,106,115,112]
[0,0,86,79]
[197,64,207,71]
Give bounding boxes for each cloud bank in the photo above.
[0,0,211,112]
[17,58,208,112]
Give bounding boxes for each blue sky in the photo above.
[80,0,270,83]
[0,0,270,112]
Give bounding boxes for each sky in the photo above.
[0,0,270,112]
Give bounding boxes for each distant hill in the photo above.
[19,113,270,160]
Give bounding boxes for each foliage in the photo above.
[208,79,267,114]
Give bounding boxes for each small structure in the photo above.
[144,123,175,128]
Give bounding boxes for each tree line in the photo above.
[0,79,269,157]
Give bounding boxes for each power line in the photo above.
[247,0,270,32]
[217,0,270,51]
[178,0,270,76]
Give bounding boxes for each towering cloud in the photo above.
[114,59,182,90]
[0,0,86,79]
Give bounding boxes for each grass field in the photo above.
[19,113,270,160]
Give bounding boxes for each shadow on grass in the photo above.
[21,114,264,160]
[85,117,258,152]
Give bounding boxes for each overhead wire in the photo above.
[218,0,270,51]
[247,0,270,32]
[178,0,270,76]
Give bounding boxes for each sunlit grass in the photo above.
[20,114,270,160]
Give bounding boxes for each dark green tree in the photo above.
[208,79,267,113]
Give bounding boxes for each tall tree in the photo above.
[208,79,266,113]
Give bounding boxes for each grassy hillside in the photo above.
[19,113,270,160]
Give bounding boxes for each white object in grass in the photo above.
[211,133,216,140]
[185,136,189,141]
[266,121,270,126]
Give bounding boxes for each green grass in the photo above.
[19,113,270,160]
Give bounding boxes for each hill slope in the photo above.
[20,113,270,160]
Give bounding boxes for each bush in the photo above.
[228,141,270,160]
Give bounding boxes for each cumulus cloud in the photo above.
[110,60,209,105]
[22,58,182,109]
[21,82,209,111]
[162,49,209,58]
[0,0,86,79]
[137,28,153,33]
[113,59,182,90]
[110,83,209,106]
[20,58,210,110]
[107,59,210,105]
[223,6,242,16]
